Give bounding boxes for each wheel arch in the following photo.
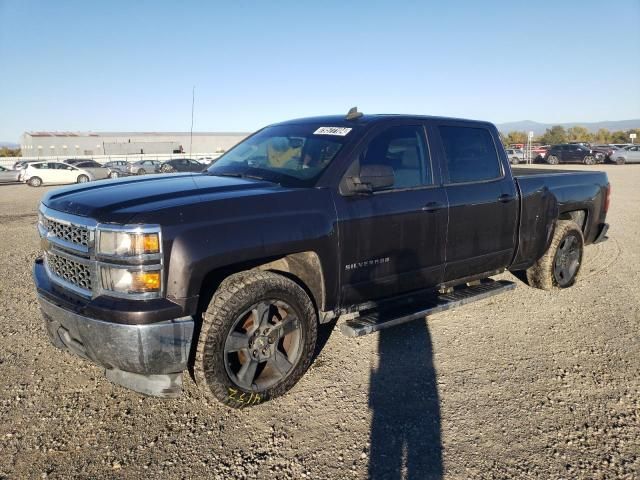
[559,209,587,233]
[196,251,326,318]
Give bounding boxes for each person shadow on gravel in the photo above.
[368,316,443,479]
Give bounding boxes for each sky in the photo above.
[1,0,639,142]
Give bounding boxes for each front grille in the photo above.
[46,253,92,291]
[43,218,89,247]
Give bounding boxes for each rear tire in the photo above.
[583,155,596,165]
[109,171,119,178]
[194,271,317,408]
[510,157,520,165]
[547,155,559,165]
[137,168,146,175]
[27,176,42,187]
[526,220,584,290]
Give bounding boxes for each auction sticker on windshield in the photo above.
[313,127,352,136]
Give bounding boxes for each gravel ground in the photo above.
[0,164,638,479]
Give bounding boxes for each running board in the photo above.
[339,279,516,337]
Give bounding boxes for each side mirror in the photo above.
[347,164,394,194]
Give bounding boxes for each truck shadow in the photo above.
[368,320,442,480]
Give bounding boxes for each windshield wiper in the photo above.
[211,172,275,183]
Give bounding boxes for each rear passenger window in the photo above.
[439,126,502,183]
[359,125,431,189]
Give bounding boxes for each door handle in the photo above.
[421,201,445,212]
[498,194,515,203]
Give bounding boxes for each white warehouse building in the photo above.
[20,131,251,157]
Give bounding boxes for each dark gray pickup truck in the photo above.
[33,111,610,408]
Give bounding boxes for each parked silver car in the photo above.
[611,145,640,165]
[0,165,20,183]
[128,160,162,175]
[64,159,111,180]
[505,148,525,164]
[104,160,131,178]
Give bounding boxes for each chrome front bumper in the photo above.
[39,295,194,397]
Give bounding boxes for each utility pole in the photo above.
[189,86,195,157]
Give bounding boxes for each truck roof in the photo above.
[272,114,496,129]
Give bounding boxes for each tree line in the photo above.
[502,126,639,146]
[0,147,21,157]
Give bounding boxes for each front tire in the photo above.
[547,155,559,165]
[137,168,146,175]
[526,220,584,290]
[109,171,119,178]
[77,174,89,183]
[583,155,596,165]
[615,157,626,165]
[194,271,317,408]
[510,157,520,165]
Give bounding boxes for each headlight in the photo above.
[101,267,161,294]
[97,230,160,256]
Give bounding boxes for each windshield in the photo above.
[207,124,352,186]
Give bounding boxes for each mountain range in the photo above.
[496,119,640,135]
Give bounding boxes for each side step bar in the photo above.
[339,279,516,337]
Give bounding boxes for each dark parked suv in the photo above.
[160,158,205,173]
[546,144,603,165]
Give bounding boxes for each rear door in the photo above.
[433,121,518,282]
[334,121,448,305]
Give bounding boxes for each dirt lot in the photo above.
[0,164,638,479]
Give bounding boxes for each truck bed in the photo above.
[511,167,608,265]
[512,167,587,176]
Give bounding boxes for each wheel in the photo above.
[194,271,317,408]
[583,155,596,165]
[615,157,625,165]
[161,164,175,173]
[137,168,146,175]
[547,155,559,165]
[27,176,42,187]
[526,220,584,290]
[511,157,520,165]
[109,171,119,179]
[77,174,89,183]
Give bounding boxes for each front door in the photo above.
[433,122,519,282]
[333,123,448,306]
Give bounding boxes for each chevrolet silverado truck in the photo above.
[33,110,610,408]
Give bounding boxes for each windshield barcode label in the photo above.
[313,127,352,136]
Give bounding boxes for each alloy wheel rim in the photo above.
[223,299,303,392]
[553,234,581,286]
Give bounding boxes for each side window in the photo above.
[359,125,430,189]
[438,126,502,183]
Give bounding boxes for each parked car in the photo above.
[591,144,616,160]
[545,144,603,165]
[610,145,640,164]
[23,161,93,187]
[160,158,206,173]
[104,160,131,178]
[128,160,162,175]
[504,148,525,164]
[532,145,549,161]
[64,159,111,180]
[33,112,610,407]
[0,165,20,183]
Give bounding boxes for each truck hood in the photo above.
[41,173,280,224]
